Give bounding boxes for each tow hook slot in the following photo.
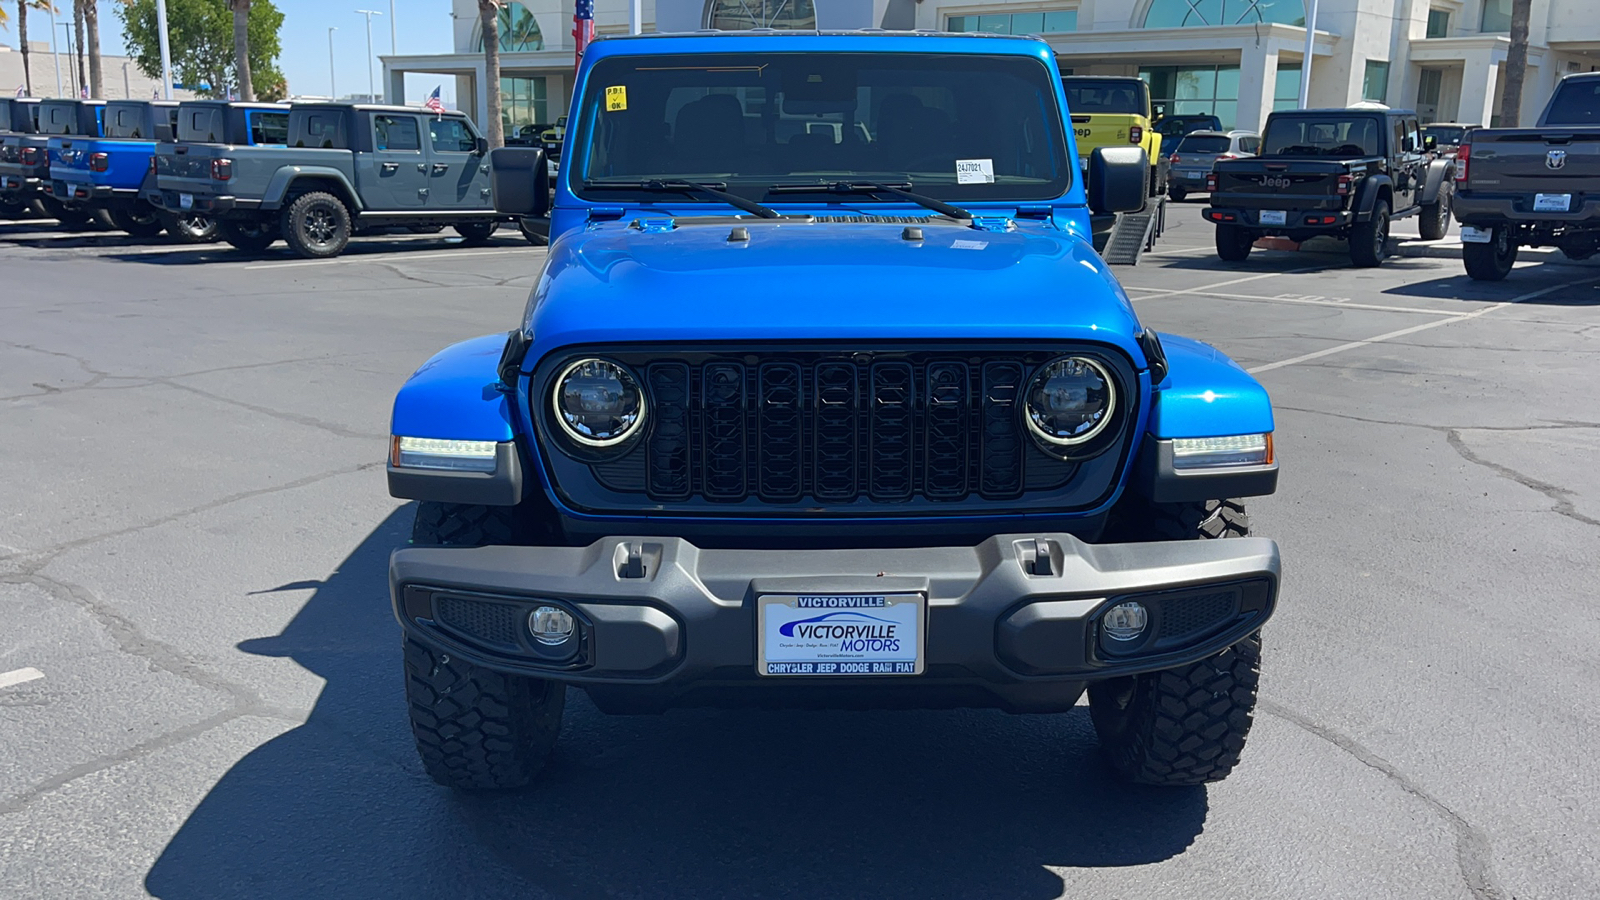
[615,541,661,579]
[1017,538,1060,577]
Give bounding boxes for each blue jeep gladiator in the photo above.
[387,31,1282,790]
[47,99,217,242]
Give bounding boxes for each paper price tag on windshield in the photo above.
[956,158,994,185]
[605,86,627,112]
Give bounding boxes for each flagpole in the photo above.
[49,4,63,97]
[156,0,175,99]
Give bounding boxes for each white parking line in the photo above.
[0,667,44,690]
[1124,285,1477,316]
[243,247,535,270]
[1248,274,1600,374]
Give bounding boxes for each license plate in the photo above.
[1260,209,1287,225]
[1182,170,1205,181]
[757,593,924,676]
[1459,225,1493,243]
[1534,193,1571,212]
[179,192,194,210]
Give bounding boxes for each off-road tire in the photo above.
[455,220,498,244]
[1418,188,1451,241]
[282,191,352,259]
[1463,225,1518,281]
[1215,223,1253,262]
[1168,186,1188,203]
[1350,199,1390,268]
[518,217,549,246]
[1090,498,1261,785]
[404,500,566,790]
[41,196,92,229]
[110,207,166,238]
[403,636,565,790]
[219,218,278,252]
[157,211,220,244]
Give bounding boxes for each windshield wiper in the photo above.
[765,181,972,221]
[582,179,780,219]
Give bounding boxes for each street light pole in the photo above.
[48,3,62,97]
[328,27,338,98]
[389,0,397,54]
[355,10,383,103]
[1299,0,1318,109]
[123,61,131,99]
[58,23,75,97]
[631,0,641,34]
[156,0,174,99]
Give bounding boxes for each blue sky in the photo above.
[35,0,463,106]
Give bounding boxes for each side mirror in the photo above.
[475,136,490,156]
[1423,135,1437,151]
[1087,146,1148,216]
[489,145,550,218]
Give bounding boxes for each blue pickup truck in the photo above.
[3,99,104,226]
[47,99,217,241]
[387,31,1282,791]
[0,98,43,219]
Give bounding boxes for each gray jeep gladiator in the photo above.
[1206,107,1454,266]
[152,102,514,257]
[1453,71,1600,280]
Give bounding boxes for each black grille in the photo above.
[1158,591,1236,643]
[435,596,521,648]
[593,351,1105,505]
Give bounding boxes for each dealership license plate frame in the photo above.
[179,192,194,210]
[1534,193,1572,213]
[1259,209,1287,226]
[756,593,926,677]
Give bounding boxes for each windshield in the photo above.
[1175,134,1230,154]
[573,52,1072,204]
[1542,79,1600,126]
[1421,125,1467,145]
[1061,78,1147,115]
[1262,116,1381,156]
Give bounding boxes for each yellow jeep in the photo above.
[1061,76,1165,198]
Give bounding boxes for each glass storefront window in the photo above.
[1480,0,1511,33]
[475,2,543,51]
[1141,0,1304,28]
[946,9,1076,34]
[707,0,816,29]
[1141,64,1241,129]
[1363,60,1390,103]
[1274,65,1302,111]
[500,76,548,136]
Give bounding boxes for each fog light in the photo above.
[1102,601,1148,642]
[529,606,575,646]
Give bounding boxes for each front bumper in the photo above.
[391,532,1279,713]
[1454,191,1600,227]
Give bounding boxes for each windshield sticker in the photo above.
[605,86,628,112]
[956,159,994,185]
[952,239,988,250]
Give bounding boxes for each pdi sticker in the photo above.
[956,159,994,184]
[605,86,627,111]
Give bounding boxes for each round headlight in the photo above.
[1024,356,1115,447]
[552,358,645,447]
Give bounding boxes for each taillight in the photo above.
[1206,172,1218,192]
[89,152,109,172]
[1454,144,1470,182]
[1169,153,1180,166]
[1129,125,1143,145]
[1336,174,1353,196]
[20,147,39,165]
[211,158,233,181]
[1216,153,1238,160]
[149,156,158,173]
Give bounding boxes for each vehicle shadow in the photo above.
[87,233,533,267]
[144,507,1209,900]
[1383,268,1600,306]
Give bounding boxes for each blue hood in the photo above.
[523,218,1148,365]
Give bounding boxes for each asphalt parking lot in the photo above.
[2,207,1598,900]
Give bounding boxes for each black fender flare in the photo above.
[1420,158,1454,205]
[1353,173,1394,222]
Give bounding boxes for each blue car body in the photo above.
[47,101,178,221]
[384,32,1282,770]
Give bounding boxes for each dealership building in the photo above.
[381,0,1600,137]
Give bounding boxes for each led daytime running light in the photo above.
[392,436,498,472]
[1171,434,1272,469]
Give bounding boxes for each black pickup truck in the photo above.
[1205,107,1454,267]
[1453,72,1600,280]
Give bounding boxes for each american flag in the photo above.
[424,85,444,114]
[573,0,594,74]
[14,85,23,98]
[79,86,88,99]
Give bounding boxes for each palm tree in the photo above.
[227,0,253,101]
[478,0,503,148]
[8,1,56,97]
[82,0,100,97]
[72,0,85,96]
[1499,0,1532,126]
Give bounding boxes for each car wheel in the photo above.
[1214,223,1253,262]
[1349,199,1390,267]
[454,221,499,245]
[41,196,92,229]
[1462,225,1519,281]
[1418,187,1451,241]
[158,211,220,244]
[1089,499,1261,786]
[404,501,565,791]
[109,206,166,238]
[282,191,352,259]
[218,218,279,252]
[1168,186,1188,203]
